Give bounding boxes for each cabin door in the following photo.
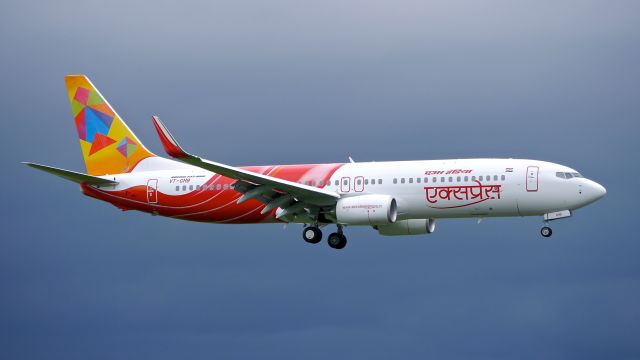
[147,179,158,204]
[526,166,539,192]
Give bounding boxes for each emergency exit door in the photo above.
[526,166,539,192]
[147,179,158,204]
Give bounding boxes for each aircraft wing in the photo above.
[151,116,341,217]
[23,162,118,186]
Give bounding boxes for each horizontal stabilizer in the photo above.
[23,162,118,185]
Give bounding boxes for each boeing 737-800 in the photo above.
[25,75,606,249]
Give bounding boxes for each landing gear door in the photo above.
[147,179,158,204]
[526,166,539,192]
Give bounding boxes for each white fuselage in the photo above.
[327,158,604,219]
[97,157,606,224]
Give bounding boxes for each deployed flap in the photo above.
[151,115,340,206]
[23,162,118,185]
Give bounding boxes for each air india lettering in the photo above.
[424,180,501,209]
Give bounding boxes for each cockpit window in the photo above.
[557,171,583,180]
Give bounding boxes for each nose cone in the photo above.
[594,182,607,199]
[583,180,606,205]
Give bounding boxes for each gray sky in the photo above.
[1,0,639,359]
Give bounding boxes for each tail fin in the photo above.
[64,75,155,175]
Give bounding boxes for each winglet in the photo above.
[151,115,191,159]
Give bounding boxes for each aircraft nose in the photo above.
[585,180,606,203]
[594,182,606,199]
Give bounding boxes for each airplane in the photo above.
[24,75,607,249]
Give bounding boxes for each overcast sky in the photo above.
[1,0,639,359]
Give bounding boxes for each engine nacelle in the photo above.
[336,195,397,226]
[376,219,436,236]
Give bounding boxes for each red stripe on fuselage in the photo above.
[81,163,345,223]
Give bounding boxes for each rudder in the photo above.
[65,75,155,175]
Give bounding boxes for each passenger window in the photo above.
[343,179,348,185]
[464,176,468,182]
[433,177,437,183]
[189,185,193,190]
[472,176,476,181]
[378,179,382,184]
[409,178,413,184]
[424,177,428,183]
[401,178,405,184]
[319,180,324,186]
[196,185,201,190]
[356,179,361,185]
[479,176,483,181]
[501,175,506,181]
[448,177,453,182]
[494,175,498,181]
[393,178,398,184]
[182,185,186,191]
[416,177,421,183]
[440,177,445,182]
[335,180,339,186]
[209,185,214,190]
[175,186,180,191]
[216,184,221,190]
[223,184,229,190]
[457,176,461,182]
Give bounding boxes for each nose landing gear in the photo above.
[540,226,552,237]
[539,210,571,238]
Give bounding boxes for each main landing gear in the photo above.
[302,225,347,250]
[302,226,322,244]
[327,230,347,250]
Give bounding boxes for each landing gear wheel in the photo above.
[541,226,552,237]
[302,226,322,244]
[327,232,347,249]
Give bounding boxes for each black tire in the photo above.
[541,226,552,238]
[302,226,322,244]
[327,232,347,249]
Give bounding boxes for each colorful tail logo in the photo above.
[65,75,154,175]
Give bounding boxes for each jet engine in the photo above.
[376,219,436,236]
[335,195,397,225]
